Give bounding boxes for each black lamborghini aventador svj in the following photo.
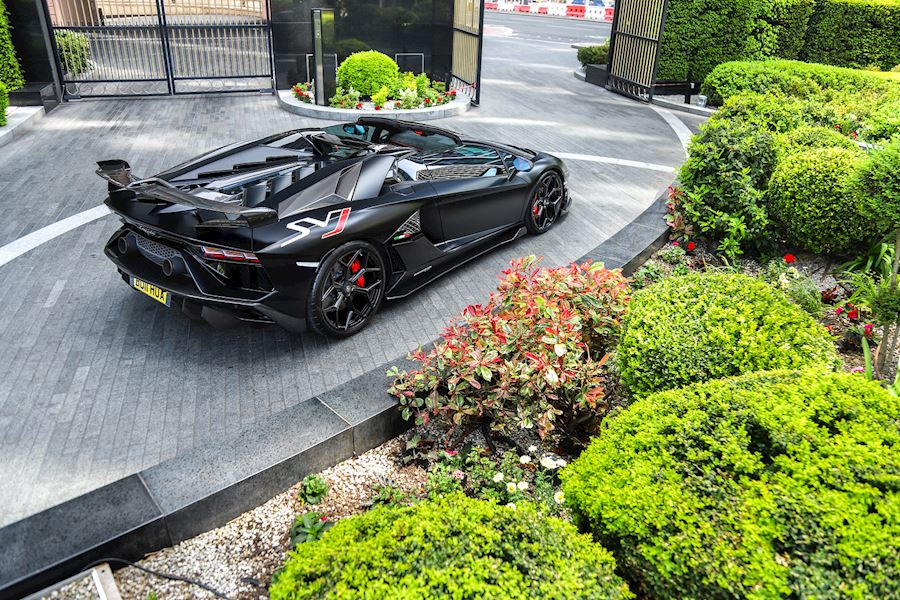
[100,117,570,337]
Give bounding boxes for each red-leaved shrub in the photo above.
[388,256,631,440]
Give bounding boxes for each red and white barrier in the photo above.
[485,1,614,22]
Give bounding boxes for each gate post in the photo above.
[311,8,336,106]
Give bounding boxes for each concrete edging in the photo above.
[0,106,45,149]
[0,183,672,599]
[277,90,471,121]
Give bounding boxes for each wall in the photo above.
[271,0,453,90]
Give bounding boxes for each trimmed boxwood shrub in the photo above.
[577,42,609,67]
[858,136,900,235]
[0,0,22,91]
[616,272,839,396]
[336,50,399,98]
[561,369,900,599]
[777,124,858,154]
[768,146,866,253]
[0,82,7,127]
[702,59,900,106]
[55,30,91,75]
[270,494,634,599]
[771,0,817,59]
[803,0,900,71]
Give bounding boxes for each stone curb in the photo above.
[0,106,45,149]
[651,96,716,118]
[276,91,471,122]
[0,183,672,599]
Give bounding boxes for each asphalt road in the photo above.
[0,11,698,526]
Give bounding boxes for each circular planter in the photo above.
[277,90,471,121]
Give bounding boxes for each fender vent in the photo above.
[390,210,421,241]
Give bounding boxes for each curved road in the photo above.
[0,12,704,525]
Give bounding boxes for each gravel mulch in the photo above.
[104,438,425,600]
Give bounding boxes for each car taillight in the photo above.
[200,246,260,263]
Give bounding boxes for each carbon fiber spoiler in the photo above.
[97,160,278,228]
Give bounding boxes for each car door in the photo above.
[425,145,530,243]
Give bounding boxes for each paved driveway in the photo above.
[0,13,703,526]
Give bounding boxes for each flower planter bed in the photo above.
[277,90,471,121]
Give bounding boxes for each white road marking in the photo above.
[552,152,676,173]
[649,105,693,153]
[0,204,111,268]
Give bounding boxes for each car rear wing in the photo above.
[97,160,278,229]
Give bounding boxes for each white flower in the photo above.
[517,480,529,491]
[506,502,516,510]
[540,456,559,469]
[555,458,567,468]
[554,490,565,504]
[492,472,504,483]
[506,481,517,493]
[519,455,531,464]
[528,445,538,453]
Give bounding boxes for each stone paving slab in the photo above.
[0,14,699,528]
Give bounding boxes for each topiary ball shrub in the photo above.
[336,50,399,98]
[561,369,900,599]
[269,494,634,600]
[616,272,838,396]
[768,146,866,253]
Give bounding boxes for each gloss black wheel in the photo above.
[526,171,565,234]
[308,241,386,337]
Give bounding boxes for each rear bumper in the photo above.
[104,226,309,332]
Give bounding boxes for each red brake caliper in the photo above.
[351,259,364,287]
[533,194,540,215]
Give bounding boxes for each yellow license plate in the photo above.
[131,276,171,307]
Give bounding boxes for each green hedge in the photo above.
[270,494,634,599]
[561,369,900,599]
[657,0,769,82]
[577,42,609,67]
[803,0,900,70]
[776,124,859,154]
[768,147,867,253]
[0,81,7,127]
[0,0,22,91]
[616,272,839,396]
[336,50,399,98]
[659,0,900,83]
[702,59,900,106]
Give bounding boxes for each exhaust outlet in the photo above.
[117,235,135,256]
[162,257,186,277]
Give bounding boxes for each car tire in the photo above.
[307,240,387,337]
[525,170,566,235]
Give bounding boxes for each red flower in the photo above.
[375,106,381,110]
[783,254,797,263]
[320,515,328,522]
[825,325,833,334]
[356,103,362,109]
[451,90,457,95]
[834,124,841,130]
[848,308,859,320]
[850,131,858,139]
[672,240,680,247]
[864,323,874,336]
[425,98,431,104]
[835,307,844,315]
[686,241,696,252]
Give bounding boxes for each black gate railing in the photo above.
[606,0,669,102]
[46,0,273,97]
[450,0,484,105]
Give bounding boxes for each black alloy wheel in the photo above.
[526,171,565,234]
[308,241,386,337]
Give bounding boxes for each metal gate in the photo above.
[450,0,484,105]
[46,0,273,97]
[606,0,669,102]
